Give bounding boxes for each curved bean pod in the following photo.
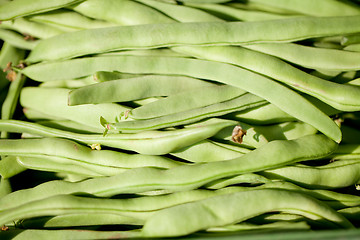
[0,134,337,211]
[341,33,360,46]
[0,156,26,179]
[25,15,360,62]
[262,159,360,189]
[20,55,341,142]
[141,189,353,237]
[0,0,85,21]
[0,138,182,170]
[174,45,360,111]
[108,93,266,132]
[68,75,216,105]
[245,43,360,71]
[0,177,11,198]
[0,187,247,226]
[0,118,236,155]
[129,85,245,119]
[344,43,360,52]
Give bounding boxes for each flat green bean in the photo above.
[0,118,236,155]
[0,137,182,171]
[0,134,337,211]
[0,41,26,69]
[174,45,360,112]
[20,87,131,130]
[262,159,360,189]
[39,76,97,89]
[68,75,216,105]
[244,43,360,71]
[141,189,353,237]
[107,94,266,133]
[338,206,360,221]
[129,85,244,119]
[36,119,103,133]
[0,0,85,21]
[70,0,173,26]
[25,15,360,63]
[20,55,342,142]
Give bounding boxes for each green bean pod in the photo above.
[0,156,26,179]
[0,134,337,211]
[0,137,182,170]
[174,45,360,112]
[244,43,360,71]
[141,189,354,237]
[25,15,360,62]
[20,55,341,142]
[262,159,360,189]
[0,118,236,155]
[109,93,266,133]
[68,75,216,105]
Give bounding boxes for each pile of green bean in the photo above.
[1,0,360,239]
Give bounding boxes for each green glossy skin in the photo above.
[141,189,353,237]
[0,156,26,179]
[20,87,131,130]
[247,0,360,17]
[0,118,236,155]
[341,33,360,46]
[68,75,216,105]
[109,94,266,133]
[25,15,360,63]
[0,0,85,20]
[0,134,337,211]
[70,0,173,25]
[262,159,360,189]
[20,55,342,142]
[174,45,360,112]
[245,43,360,71]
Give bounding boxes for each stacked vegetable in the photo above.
[1,0,360,239]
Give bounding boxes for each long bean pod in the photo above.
[20,55,342,142]
[25,15,360,63]
[0,134,337,211]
